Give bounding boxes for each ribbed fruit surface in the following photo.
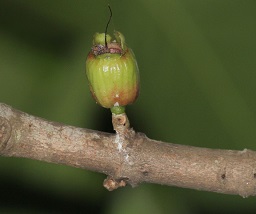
[86,48,139,108]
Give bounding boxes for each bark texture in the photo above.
[1,102,256,197]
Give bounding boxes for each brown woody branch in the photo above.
[1,102,256,197]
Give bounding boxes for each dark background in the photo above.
[1,0,256,213]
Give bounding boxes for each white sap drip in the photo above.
[114,133,132,165]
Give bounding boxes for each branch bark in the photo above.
[1,103,256,197]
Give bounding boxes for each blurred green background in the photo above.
[1,0,256,213]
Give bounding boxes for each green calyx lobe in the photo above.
[86,31,140,114]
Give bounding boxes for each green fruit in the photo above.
[86,31,140,114]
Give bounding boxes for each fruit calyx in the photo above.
[91,31,127,56]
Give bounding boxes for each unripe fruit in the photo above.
[86,31,140,114]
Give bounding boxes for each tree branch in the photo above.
[0,103,256,197]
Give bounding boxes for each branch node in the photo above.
[103,176,127,191]
[0,116,12,152]
[112,113,130,133]
[112,113,135,139]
